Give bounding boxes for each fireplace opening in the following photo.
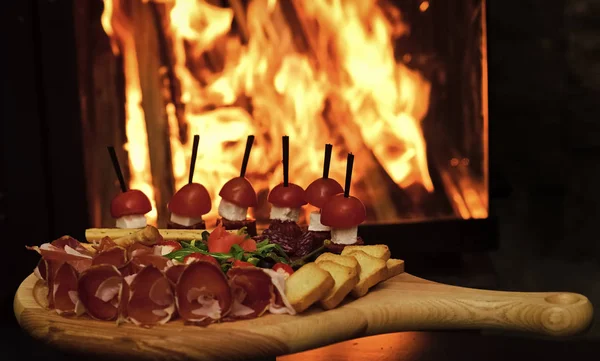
[74,0,492,251]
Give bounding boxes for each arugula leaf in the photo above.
[230,244,245,260]
[180,241,192,248]
[255,239,269,248]
[236,227,250,238]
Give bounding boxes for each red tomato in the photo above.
[320,194,366,228]
[232,260,254,268]
[183,253,219,266]
[208,226,246,253]
[219,177,258,208]
[157,240,182,252]
[168,183,212,218]
[239,238,257,252]
[272,263,294,275]
[267,183,307,208]
[305,178,343,209]
[110,190,152,218]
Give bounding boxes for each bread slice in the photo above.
[315,253,361,273]
[341,245,391,261]
[316,260,359,310]
[345,250,387,298]
[285,262,334,313]
[385,259,405,279]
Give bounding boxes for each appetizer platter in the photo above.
[15,136,594,360]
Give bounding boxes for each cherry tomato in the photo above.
[183,253,219,266]
[232,260,254,268]
[110,189,152,218]
[239,238,257,252]
[219,177,258,208]
[272,263,294,275]
[305,178,343,209]
[208,230,246,253]
[168,183,211,218]
[320,193,366,228]
[267,183,307,208]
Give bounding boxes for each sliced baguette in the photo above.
[341,245,391,261]
[315,253,361,273]
[346,250,387,298]
[285,262,334,313]
[385,259,405,279]
[316,261,359,310]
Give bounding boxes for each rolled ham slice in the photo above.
[52,263,83,316]
[175,261,232,325]
[77,265,124,321]
[226,267,275,319]
[126,265,175,327]
[27,236,93,274]
[92,246,128,269]
[261,269,296,315]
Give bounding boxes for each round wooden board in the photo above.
[14,272,594,361]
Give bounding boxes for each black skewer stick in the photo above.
[344,153,354,198]
[240,135,255,177]
[322,143,332,179]
[107,146,127,193]
[188,135,200,184]
[282,135,289,187]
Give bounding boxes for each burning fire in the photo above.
[101,0,433,226]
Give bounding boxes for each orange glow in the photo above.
[101,0,158,225]
[420,1,430,12]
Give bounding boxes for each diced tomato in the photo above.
[183,253,219,266]
[157,240,182,251]
[239,238,257,252]
[272,263,294,276]
[208,225,228,243]
[232,260,254,268]
[208,232,246,253]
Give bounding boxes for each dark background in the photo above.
[1,0,600,360]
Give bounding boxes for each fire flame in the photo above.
[101,0,433,225]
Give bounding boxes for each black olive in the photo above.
[257,258,276,269]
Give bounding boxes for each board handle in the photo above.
[369,286,594,337]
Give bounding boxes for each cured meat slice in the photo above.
[175,261,232,325]
[127,242,154,259]
[27,236,93,273]
[93,237,117,253]
[126,265,175,326]
[226,267,274,319]
[130,254,171,274]
[52,263,84,316]
[34,259,48,281]
[77,265,123,321]
[92,246,128,269]
[165,264,186,285]
[261,269,296,315]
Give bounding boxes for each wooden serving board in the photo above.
[14,272,593,361]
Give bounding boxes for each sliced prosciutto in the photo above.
[129,253,171,274]
[34,259,48,281]
[226,267,275,319]
[262,269,296,315]
[27,236,93,273]
[175,261,232,325]
[77,265,124,321]
[92,237,118,253]
[52,263,84,316]
[126,265,175,327]
[92,246,128,269]
[165,264,186,285]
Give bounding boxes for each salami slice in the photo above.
[77,265,123,321]
[226,267,274,319]
[52,263,84,316]
[126,265,175,326]
[175,261,232,325]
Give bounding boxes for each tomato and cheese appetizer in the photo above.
[167,183,211,229]
[321,193,366,245]
[217,177,258,236]
[110,190,153,229]
[267,183,307,223]
[304,177,343,231]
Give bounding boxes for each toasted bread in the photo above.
[385,259,405,279]
[316,260,359,310]
[345,250,387,297]
[341,245,391,261]
[285,262,334,313]
[315,253,361,273]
